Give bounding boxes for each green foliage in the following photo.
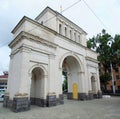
[111,35,120,66]
[62,79,68,92]
[62,71,68,92]
[87,39,92,48]
[87,29,112,68]
[87,29,120,89]
[100,73,111,89]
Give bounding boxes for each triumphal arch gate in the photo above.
[3,7,102,112]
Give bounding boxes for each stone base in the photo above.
[46,94,56,107]
[89,92,102,99]
[3,96,30,112]
[78,93,87,100]
[3,96,9,107]
[97,92,102,98]
[30,98,46,107]
[3,96,13,108]
[88,93,94,100]
[3,94,64,112]
[12,97,30,112]
[31,94,64,107]
[67,92,102,101]
[67,93,72,100]
[3,92,102,112]
[93,94,98,98]
[57,94,64,105]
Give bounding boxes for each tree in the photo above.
[62,71,68,93]
[87,29,120,91]
[111,35,120,66]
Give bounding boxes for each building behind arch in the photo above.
[3,7,102,112]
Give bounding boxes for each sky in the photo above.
[0,0,120,75]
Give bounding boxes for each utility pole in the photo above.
[107,38,115,94]
[110,60,115,94]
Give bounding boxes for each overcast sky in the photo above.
[0,0,120,75]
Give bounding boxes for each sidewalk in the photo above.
[0,96,120,119]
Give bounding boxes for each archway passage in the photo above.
[62,56,81,100]
[30,67,45,106]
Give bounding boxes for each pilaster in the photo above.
[48,54,56,93]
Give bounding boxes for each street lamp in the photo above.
[107,38,115,94]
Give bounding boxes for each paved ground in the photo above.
[0,96,120,119]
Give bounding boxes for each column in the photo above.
[96,67,100,90]
[48,54,55,93]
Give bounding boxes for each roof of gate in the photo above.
[35,6,87,35]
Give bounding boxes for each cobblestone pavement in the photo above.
[0,96,120,119]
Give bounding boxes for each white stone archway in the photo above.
[4,7,102,112]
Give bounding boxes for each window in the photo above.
[116,75,120,80]
[78,35,81,43]
[115,68,119,72]
[65,27,67,36]
[70,30,72,39]
[74,32,76,41]
[0,83,4,85]
[59,24,62,34]
[118,86,120,90]
[111,86,113,91]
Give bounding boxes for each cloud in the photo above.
[0,0,120,74]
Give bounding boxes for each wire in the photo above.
[61,0,81,13]
[82,0,113,34]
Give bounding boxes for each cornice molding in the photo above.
[86,56,99,63]
[11,16,57,35]
[9,31,58,49]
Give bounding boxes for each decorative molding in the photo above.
[49,54,56,59]
[30,60,48,65]
[28,62,48,77]
[77,71,84,75]
[86,56,99,63]
[87,63,98,69]
[9,31,58,49]
[11,48,20,55]
[19,45,31,53]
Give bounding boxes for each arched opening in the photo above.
[91,76,96,93]
[74,32,76,41]
[70,30,72,39]
[65,27,67,36]
[59,24,62,34]
[78,35,81,43]
[62,56,81,100]
[30,67,45,106]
